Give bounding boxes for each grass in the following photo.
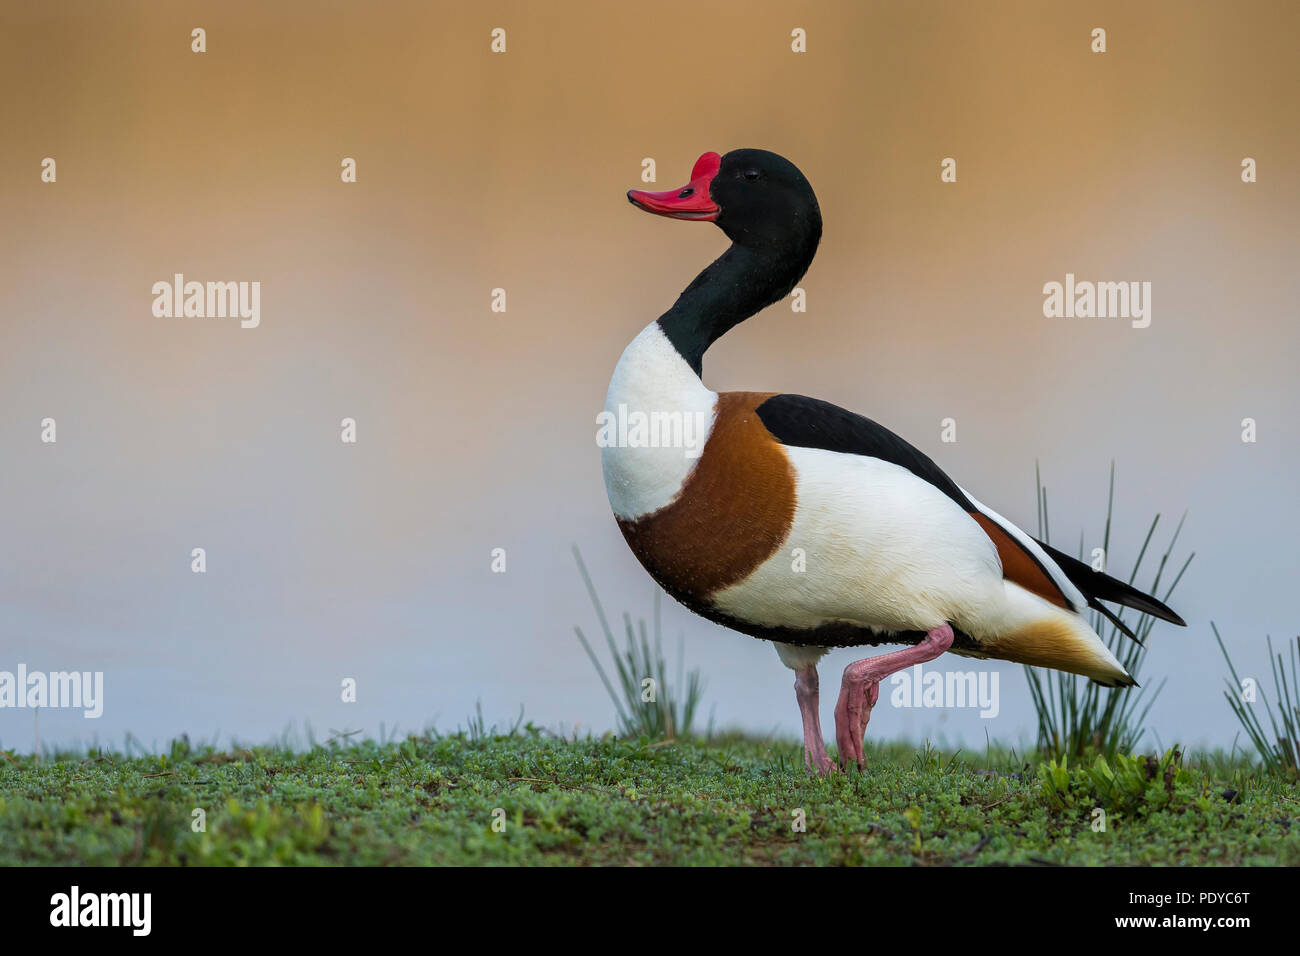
[1026,463,1193,759]
[572,545,710,739]
[1214,623,1300,775]
[2,732,1297,866]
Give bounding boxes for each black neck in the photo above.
[656,237,817,376]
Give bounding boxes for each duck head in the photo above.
[627,148,822,257]
[626,149,823,375]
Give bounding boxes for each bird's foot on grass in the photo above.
[834,680,879,770]
[794,665,837,775]
[833,623,955,772]
[804,747,839,776]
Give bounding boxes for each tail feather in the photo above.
[985,582,1137,686]
[1035,539,1187,628]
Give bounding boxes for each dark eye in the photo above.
[743,168,761,181]
[677,187,694,198]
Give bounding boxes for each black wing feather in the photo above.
[1091,601,1142,643]
[1033,539,1186,627]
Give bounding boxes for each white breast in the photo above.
[601,322,717,520]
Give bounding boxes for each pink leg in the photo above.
[834,624,955,771]
[794,665,836,775]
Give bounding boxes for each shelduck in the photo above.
[602,149,1185,774]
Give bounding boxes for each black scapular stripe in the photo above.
[755,393,974,510]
